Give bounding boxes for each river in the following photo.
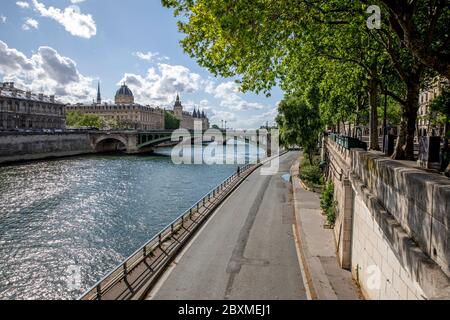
[0,143,264,300]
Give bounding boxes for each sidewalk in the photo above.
[290,159,362,300]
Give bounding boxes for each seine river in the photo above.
[0,144,264,300]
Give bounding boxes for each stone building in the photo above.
[0,82,65,131]
[418,77,448,137]
[172,94,210,130]
[66,83,165,131]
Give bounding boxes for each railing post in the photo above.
[123,262,128,275]
[171,224,174,233]
[143,245,146,257]
[158,234,162,246]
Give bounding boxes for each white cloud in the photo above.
[209,81,265,111]
[16,1,30,9]
[0,15,6,23]
[70,0,86,3]
[133,51,169,62]
[210,110,237,123]
[31,0,96,39]
[118,64,203,105]
[0,40,95,103]
[22,17,39,30]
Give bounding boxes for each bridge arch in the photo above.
[94,136,128,153]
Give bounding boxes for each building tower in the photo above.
[174,94,183,118]
[97,81,102,104]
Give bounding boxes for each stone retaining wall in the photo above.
[0,132,94,164]
[325,137,450,299]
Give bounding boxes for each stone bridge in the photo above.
[89,129,274,155]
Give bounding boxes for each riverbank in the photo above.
[0,131,95,165]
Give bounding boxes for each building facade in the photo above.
[418,77,448,137]
[0,82,65,131]
[66,84,165,131]
[172,94,209,130]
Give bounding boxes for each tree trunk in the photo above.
[368,78,380,151]
[392,82,420,160]
[392,120,407,160]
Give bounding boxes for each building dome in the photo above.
[115,84,134,104]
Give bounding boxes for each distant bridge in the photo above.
[89,129,273,155]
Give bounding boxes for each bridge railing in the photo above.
[79,162,257,300]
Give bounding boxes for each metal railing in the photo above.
[329,133,368,151]
[79,163,257,300]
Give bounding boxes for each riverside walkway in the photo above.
[146,151,307,300]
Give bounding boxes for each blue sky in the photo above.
[0,0,283,129]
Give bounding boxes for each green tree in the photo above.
[276,92,322,164]
[164,110,181,130]
[377,0,450,80]
[162,0,446,159]
[66,111,106,129]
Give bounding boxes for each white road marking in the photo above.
[292,224,312,300]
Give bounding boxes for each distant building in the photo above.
[171,94,209,130]
[418,77,448,137]
[0,82,65,131]
[66,83,165,131]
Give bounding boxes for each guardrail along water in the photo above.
[80,163,257,300]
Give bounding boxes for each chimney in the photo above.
[50,95,55,102]
[26,91,32,99]
[38,93,44,101]
[9,82,14,89]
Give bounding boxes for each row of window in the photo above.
[0,99,64,116]
[70,105,163,113]
[0,113,64,130]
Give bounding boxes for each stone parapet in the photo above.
[325,137,450,299]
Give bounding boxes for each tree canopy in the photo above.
[162,0,450,160]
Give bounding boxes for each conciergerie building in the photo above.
[67,83,209,131]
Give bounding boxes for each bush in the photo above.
[320,182,336,226]
[299,156,324,187]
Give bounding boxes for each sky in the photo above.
[0,0,283,129]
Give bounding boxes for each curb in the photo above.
[290,160,319,300]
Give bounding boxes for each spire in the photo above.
[193,107,198,118]
[176,93,180,102]
[97,81,101,104]
[202,110,206,118]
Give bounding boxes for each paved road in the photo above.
[147,152,306,300]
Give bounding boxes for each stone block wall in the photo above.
[0,132,94,164]
[325,137,450,299]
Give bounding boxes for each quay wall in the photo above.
[325,137,450,299]
[0,132,94,164]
